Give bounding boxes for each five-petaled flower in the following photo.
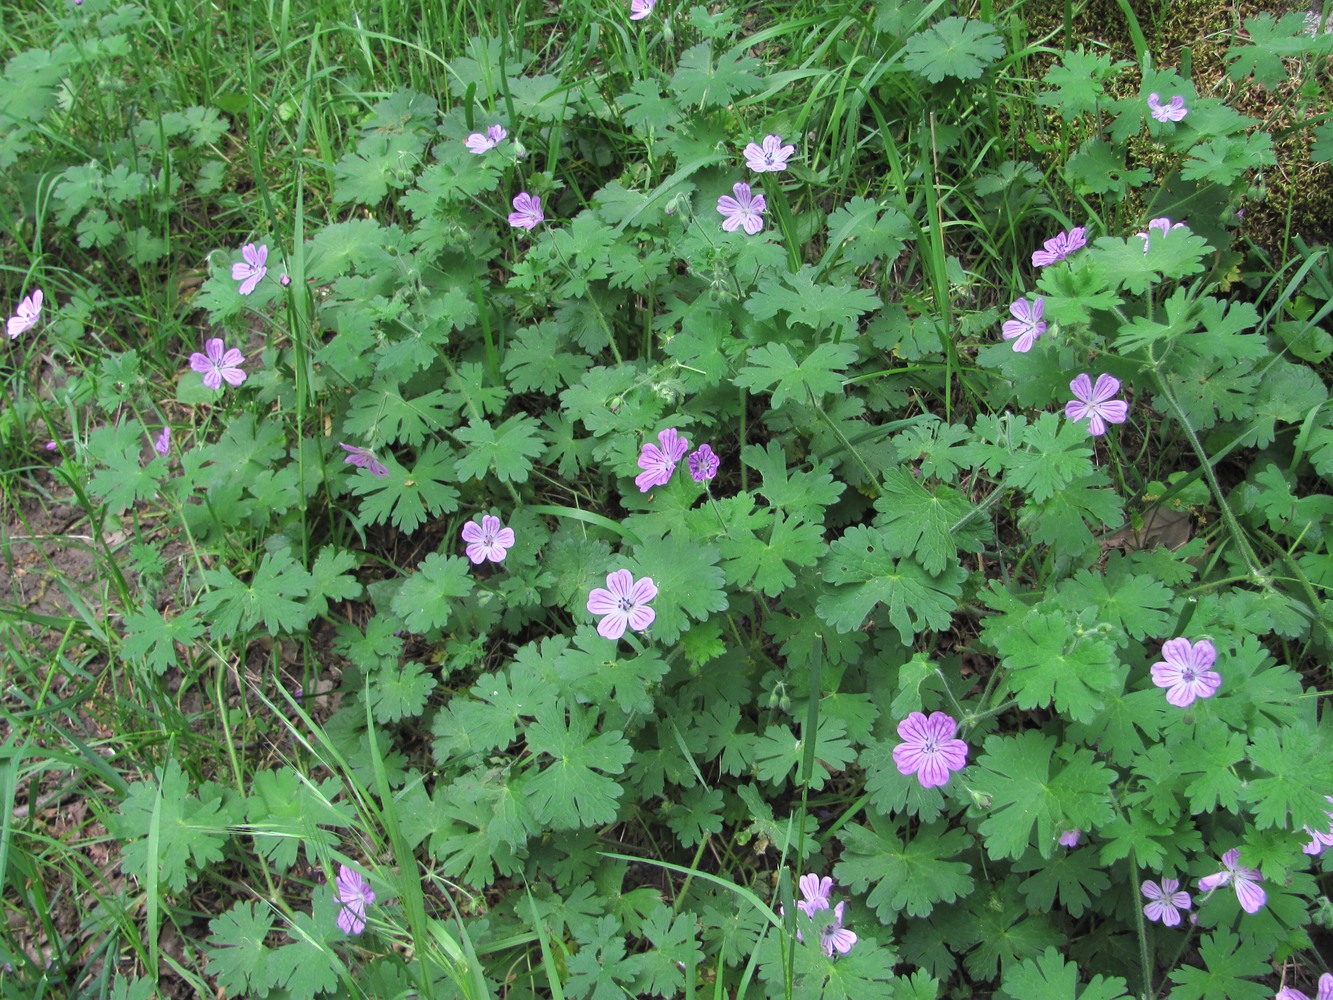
[335,865,376,935]
[688,444,719,483]
[820,902,857,957]
[636,428,690,492]
[717,182,766,235]
[1065,373,1129,436]
[1141,877,1192,926]
[1138,216,1186,253]
[461,514,515,564]
[1001,296,1046,353]
[630,0,655,19]
[1198,848,1266,914]
[744,134,795,173]
[339,442,389,479]
[1302,796,1333,855]
[153,427,171,456]
[1278,973,1333,1000]
[796,873,832,917]
[508,192,544,231]
[7,289,42,339]
[1150,637,1221,707]
[232,242,268,295]
[1148,93,1188,123]
[587,569,657,640]
[189,338,247,391]
[465,124,507,154]
[783,873,856,957]
[893,711,968,789]
[1031,226,1087,267]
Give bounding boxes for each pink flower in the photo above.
[796,873,832,917]
[44,440,57,452]
[635,428,690,492]
[717,182,766,235]
[743,134,795,173]
[339,442,389,478]
[189,338,247,391]
[1138,217,1186,252]
[687,444,719,483]
[1001,296,1046,353]
[1058,829,1082,848]
[1301,796,1333,855]
[1278,973,1333,1000]
[7,289,42,339]
[892,711,968,789]
[461,514,515,564]
[587,569,657,640]
[1141,877,1192,926]
[231,242,268,295]
[1065,373,1129,436]
[1148,93,1188,122]
[465,124,507,153]
[335,865,375,935]
[630,0,655,18]
[508,192,544,231]
[1031,226,1087,267]
[821,901,857,957]
[1150,637,1221,707]
[153,427,170,456]
[1198,849,1265,914]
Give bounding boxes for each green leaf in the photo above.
[1181,132,1276,187]
[345,382,455,448]
[205,903,282,998]
[87,419,168,515]
[1166,929,1271,1000]
[985,610,1122,723]
[1225,13,1329,87]
[525,701,632,830]
[902,17,1005,82]
[197,549,315,639]
[636,906,703,997]
[502,320,590,394]
[368,661,437,723]
[1013,848,1112,920]
[872,470,981,575]
[627,535,728,644]
[751,718,855,789]
[305,546,363,618]
[1243,724,1333,831]
[349,442,460,533]
[269,910,343,1000]
[744,266,882,335]
[998,948,1131,1000]
[742,441,845,521]
[665,787,725,849]
[1065,139,1152,198]
[1037,46,1130,120]
[247,770,352,872]
[120,605,203,676]
[735,341,859,410]
[720,509,825,597]
[391,553,474,633]
[669,42,764,108]
[566,915,644,999]
[836,815,974,920]
[453,413,546,483]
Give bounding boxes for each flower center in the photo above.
[617,596,635,612]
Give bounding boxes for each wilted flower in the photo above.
[687,444,719,483]
[1301,796,1333,855]
[1150,637,1221,707]
[1198,848,1266,914]
[1141,877,1192,926]
[717,182,766,235]
[335,865,376,935]
[231,242,268,295]
[630,0,655,19]
[1001,296,1046,353]
[189,338,247,391]
[508,192,544,230]
[1277,973,1333,1000]
[461,514,515,564]
[339,442,389,478]
[1065,373,1129,436]
[1148,93,1188,122]
[153,427,171,456]
[893,711,968,789]
[465,124,507,153]
[7,289,42,339]
[636,428,690,492]
[587,569,657,640]
[1031,226,1087,267]
[743,134,795,173]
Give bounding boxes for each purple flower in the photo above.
[1141,877,1192,926]
[153,427,170,456]
[1138,217,1186,252]
[892,711,968,789]
[1031,226,1088,267]
[280,273,291,286]
[1150,637,1221,707]
[717,182,766,235]
[339,442,389,478]
[743,134,795,173]
[44,440,57,452]
[335,865,375,935]
[630,0,655,18]
[231,242,268,295]
[821,901,857,957]
[508,192,544,231]
[1198,848,1266,914]
[1059,829,1082,848]
[687,444,719,483]
[465,124,507,153]
[1001,296,1046,353]
[1301,796,1333,855]
[635,428,690,492]
[189,338,247,391]
[1148,93,1188,122]
[7,289,42,339]
[1278,973,1333,1000]
[461,514,515,564]
[587,569,657,640]
[1065,373,1129,436]
[796,873,832,917]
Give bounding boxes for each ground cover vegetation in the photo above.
[2,0,1333,996]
